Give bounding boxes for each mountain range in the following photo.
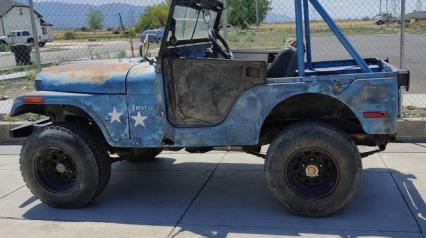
[33,2,146,29]
[32,2,292,29]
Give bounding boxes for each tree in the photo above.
[227,0,271,29]
[86,10,104,39]
[135,3,169,33]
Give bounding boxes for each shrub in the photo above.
[64,31,76,40]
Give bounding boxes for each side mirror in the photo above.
[139,34,149,58]
[139,34,155,65]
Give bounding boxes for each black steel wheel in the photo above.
[20,122,111,208]
[285,148,339,198]
[34,147,77,193]
[265,121,362,217]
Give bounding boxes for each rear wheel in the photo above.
[265,121,362,217]
[20,122,111,208]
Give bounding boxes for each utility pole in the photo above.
[386,0,389,14]
[223,0,228,40]
[416,0,422,11]
[28,0,41,72]
[118,13,124,30]
[255,0,259,30]
[380,0,382,14]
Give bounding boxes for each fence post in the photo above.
[399,0,406,117]
[29,0,42,72]
[223,0,228,41]
[255,0,259,30]
[400,0,406,69]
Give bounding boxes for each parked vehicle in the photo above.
[374,13,399,25]
[10,0,409,217]
[0,30,48,47]
[140,29,164,43]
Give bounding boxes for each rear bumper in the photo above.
[398,70,410,91]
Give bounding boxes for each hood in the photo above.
[36,59,140,94]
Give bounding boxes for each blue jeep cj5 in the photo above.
[10,0,410,217]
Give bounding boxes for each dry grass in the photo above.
[53,30,125,42]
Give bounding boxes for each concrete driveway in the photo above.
[0,143,425,238]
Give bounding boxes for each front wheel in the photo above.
[265,121,362,217]
[20,122,111,208]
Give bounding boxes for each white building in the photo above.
[0,0,53,41]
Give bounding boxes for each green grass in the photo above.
[402,106,426,118]
[0,44,10,52]
[227,20,426,49]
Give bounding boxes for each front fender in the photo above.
[10,91,130,146]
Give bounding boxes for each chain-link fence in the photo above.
[0,0,425,121]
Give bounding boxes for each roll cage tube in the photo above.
[295,0,373,75]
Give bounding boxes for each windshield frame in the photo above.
[159,0,224,53]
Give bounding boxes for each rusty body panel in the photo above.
[36,59,140,94]
[10,57,401,148]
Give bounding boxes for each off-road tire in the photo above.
[119,148,162,162]
[20,122,111,208]
[265,121,362,217]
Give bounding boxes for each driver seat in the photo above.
[266,47,297,78]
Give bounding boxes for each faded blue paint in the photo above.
[10,58,400,149]
[9,0,403,149]
[36,59,140,94]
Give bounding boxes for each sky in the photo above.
[22,0,425,20]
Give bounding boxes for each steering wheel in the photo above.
[208,28,233,59]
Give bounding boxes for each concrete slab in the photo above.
[0,145,21,155]
[0,170,210,225]
[0,218,174,238]
[383,143,426,153]
[381,153,426,173]
[393,172,426,233]
[182,171,419,233]
[0,99,13,115]
[112,153,224,172]
[217,152,264,171]
[171,224,423,238]
[0,170,24,198]
[362,154,387,172]
[404,94,426,108]
[0,154,19,170]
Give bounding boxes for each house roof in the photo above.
[0,0,42,18]
[405,11,426,20]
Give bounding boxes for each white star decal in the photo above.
[131,112,147,127]
[108,107,123,124]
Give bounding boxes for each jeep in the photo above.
[9,0,409,217]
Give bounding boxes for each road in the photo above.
[0,33,425,93]
[0,144,425,237]
[312,33,426,94]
